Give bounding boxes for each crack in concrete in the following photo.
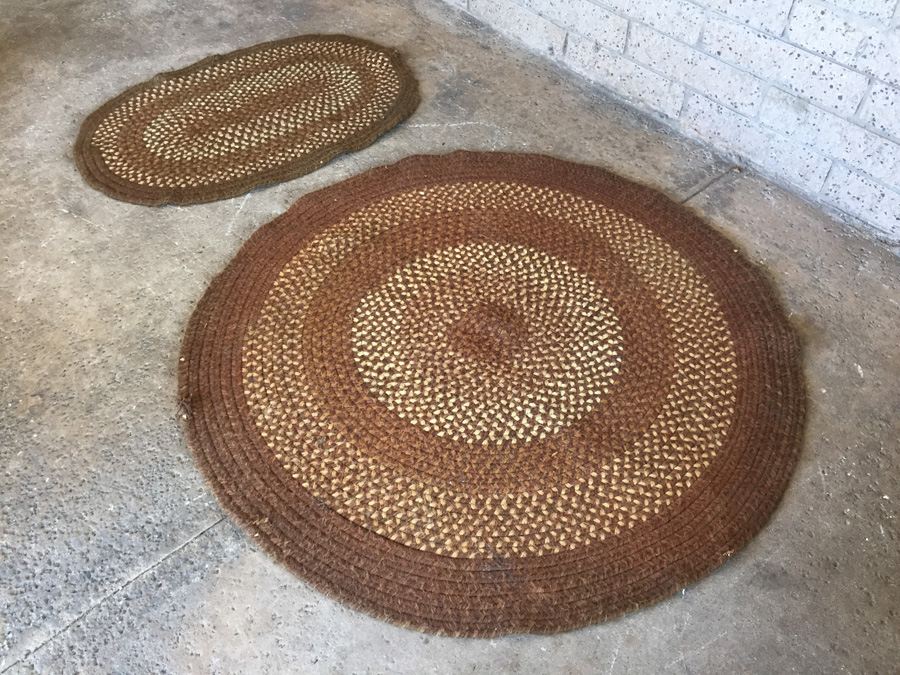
[680,167,737,204]
[1,516,226,673]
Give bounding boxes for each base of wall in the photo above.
[443,0,900,246]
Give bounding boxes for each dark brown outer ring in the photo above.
[73,34,420,206]
[178,151,806,636]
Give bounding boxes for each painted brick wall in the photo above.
[445,0,900,242]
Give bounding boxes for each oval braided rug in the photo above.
[179,151,805,635]
[75,35,418,205]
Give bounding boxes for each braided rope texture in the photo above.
[178,152,806,636]
[74,35,419,205]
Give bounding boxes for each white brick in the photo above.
[692,0,793,34]
[628,23,764,114]
[520,0,628,50]
[441,0,900,240]
[701,18,869,114]
[860,82,900,141]
[564,34,686,117]
[857,29,900,87]
[785,0,871,64]
[682,93,831,193]
[760,88,900,186]
[786,2,900,87]
[599,0,705,43]
[826,0,897,21]
[823,163,900,239]
[469,0,567,58]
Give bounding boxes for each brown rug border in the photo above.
[74,34,420,206]
[178,151,807,636]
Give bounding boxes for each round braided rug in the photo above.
[179,151,805,635]
[75,35,418,205]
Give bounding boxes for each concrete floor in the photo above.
[1,0,898,672]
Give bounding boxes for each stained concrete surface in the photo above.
[0,0,897,672]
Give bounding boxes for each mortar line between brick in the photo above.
[591,0,889,93]
[608,6,877,113]
[1,516,227,673]
[853,77,874,118]
[680,167,736,204]
[819,160,839,196]
[684,1,875,77]
[595,42,762,120]
[781,0,799,38]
